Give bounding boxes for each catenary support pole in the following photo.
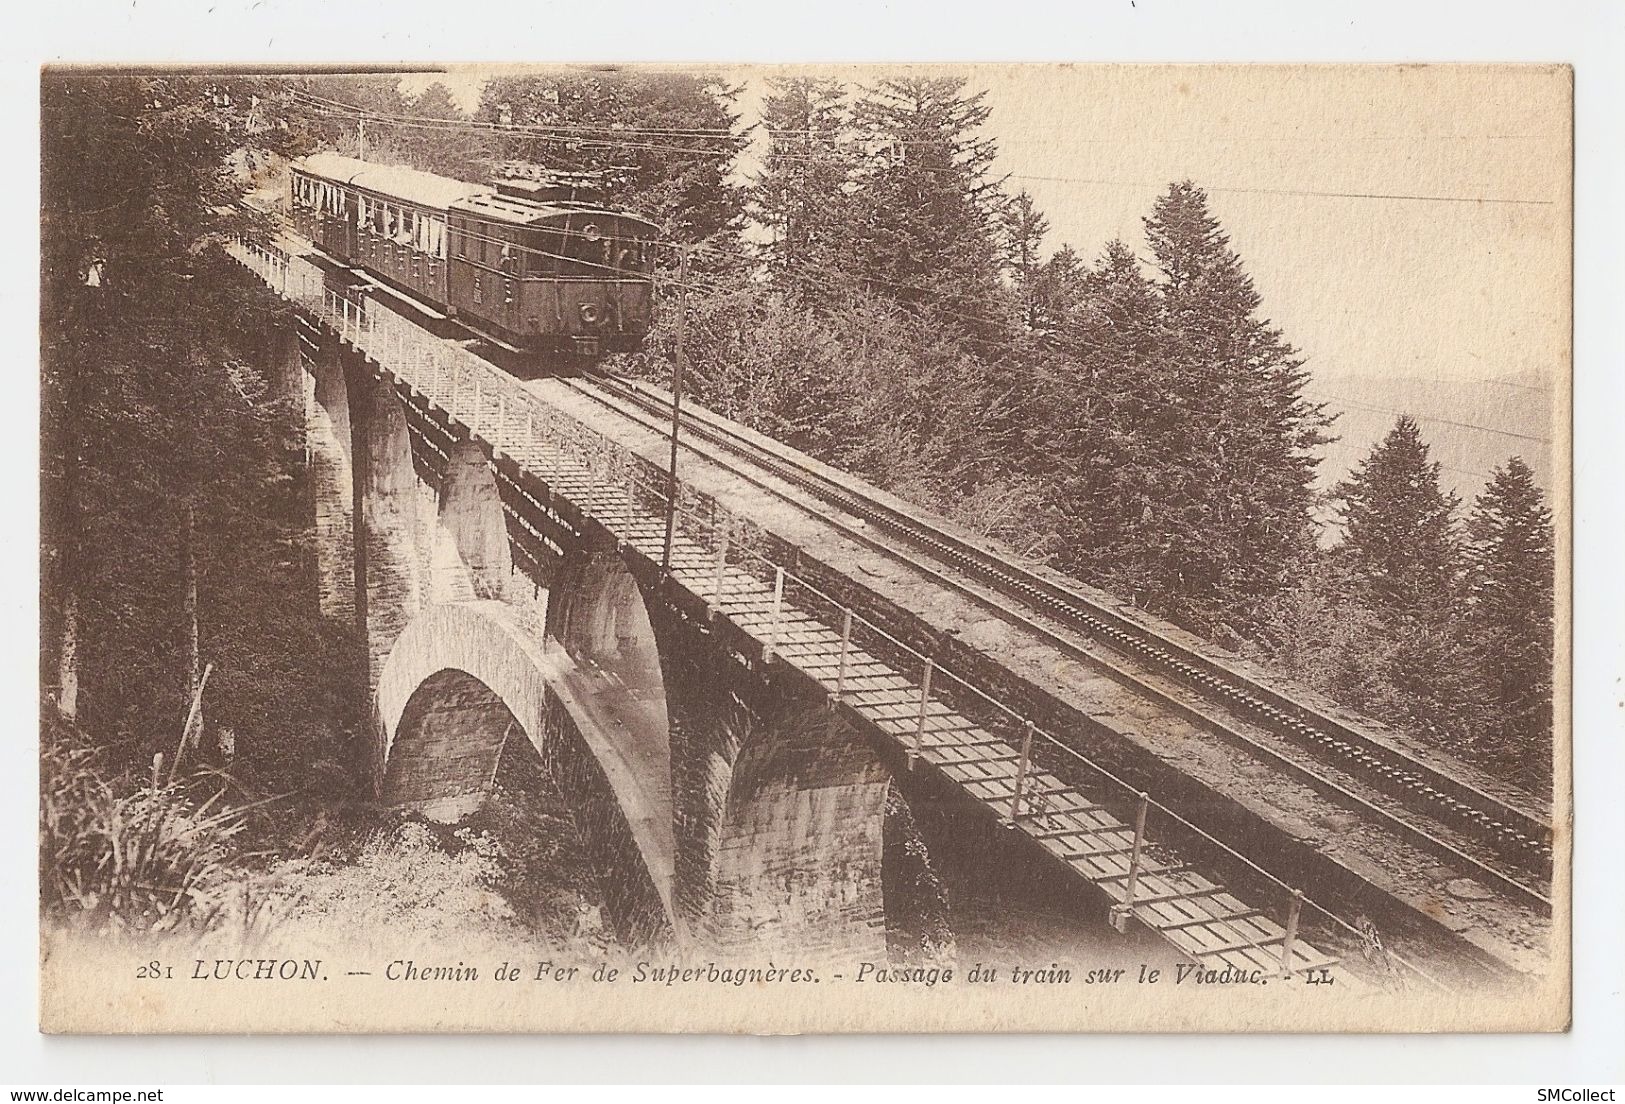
[662,246,691,574]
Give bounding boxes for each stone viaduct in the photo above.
[271,286,951,960]
[234,239,1353,982]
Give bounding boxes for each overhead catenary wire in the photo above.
[297,204,1543,463]
[284,92,1552,454]
[441,221,1547,459]
[283,90,1558,208]
[1311,394,1551,445]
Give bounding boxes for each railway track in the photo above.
[562,368,1554,915]
[279,229,1552,918]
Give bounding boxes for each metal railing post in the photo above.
[1279,889,1304,979]
[835,607,853,701]
[708,531,729,617]
[763,566,785,662]
[622,464,635,545]
[910,658,935,766]
[1009,719,1035,824]
[1110,792,1151,932]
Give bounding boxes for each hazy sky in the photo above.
[399,64,1569,499]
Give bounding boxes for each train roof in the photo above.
[294,152,489,211]
[294,151,661,233]
[448,192,659,232]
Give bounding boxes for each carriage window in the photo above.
[477,224,487,264]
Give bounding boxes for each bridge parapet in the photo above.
[230,237,1378,986]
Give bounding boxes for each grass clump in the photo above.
[41,715,249,933]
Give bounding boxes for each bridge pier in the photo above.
[306,335,356,624]
[639,589,910,959]
[431,439,515,604]
[708,684,893,959]
[352,372,427,696]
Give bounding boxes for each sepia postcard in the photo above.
[37,62,1571,1034]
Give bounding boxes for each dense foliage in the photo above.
[41,74,361,795]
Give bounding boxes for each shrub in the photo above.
[41,716,247,933]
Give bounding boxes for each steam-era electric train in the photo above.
[289,152,660,358]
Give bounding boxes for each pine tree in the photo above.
[1332,415,1463,614]
[1132,183,1333,631]
[1037,240,1170,601]
[1052,182,1331,634]
[1001,190,1049,331]
[392,81,490,178]
[410,81,462,120]
[1465,457,1555,788]
[847,77,1008,328]
[1026,244,1089,340]
[750,77,854,284]
[1329,416,1485,742]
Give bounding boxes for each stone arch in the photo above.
[355,375,425,684]
[375,600,674,921]
[430,439,513,605]
[385,667,515,820]
[548,552,665,703]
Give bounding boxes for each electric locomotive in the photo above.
[289,152,659,360]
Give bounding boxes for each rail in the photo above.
[567,372,1550,910]
[230,236,1452,989]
